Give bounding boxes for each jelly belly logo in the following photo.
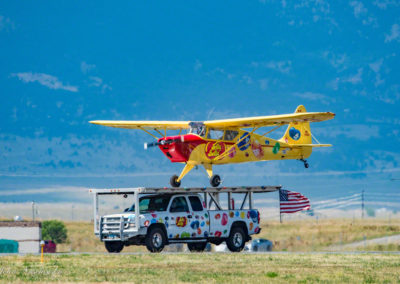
[205,142,225,159]
[175,217,187,227]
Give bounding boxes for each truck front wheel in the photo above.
[145,227,166,253]
[226,227,246,252]
[187,242,207,252]
[104,241,124,253]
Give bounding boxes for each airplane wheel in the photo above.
[304,162,309,168]
[210,174,221,187]
[170,175,181,187]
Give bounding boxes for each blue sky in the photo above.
[1,1,400,206]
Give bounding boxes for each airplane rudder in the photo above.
[294,105,306,113]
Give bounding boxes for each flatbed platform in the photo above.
[90,185,281,195]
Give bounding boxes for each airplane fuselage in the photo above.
[158,129,311,166]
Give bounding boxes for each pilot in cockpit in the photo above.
[197,126,206,137]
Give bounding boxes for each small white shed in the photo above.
[0,221,41,253]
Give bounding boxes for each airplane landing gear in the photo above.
[170,175,181,187]
[210,174,221,187]
[300,159,309,168]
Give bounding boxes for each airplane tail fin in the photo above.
[280,105,312,145]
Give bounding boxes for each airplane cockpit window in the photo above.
[207,129,224,140]
[189,126,206,137]
[224,130,238,141]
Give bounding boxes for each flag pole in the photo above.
[279,189,282,223]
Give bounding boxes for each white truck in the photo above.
[91,186,280,253]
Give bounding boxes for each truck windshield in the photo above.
[127,195,171,213]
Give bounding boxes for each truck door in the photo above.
[188,195,208,238]
[167,196,191,239]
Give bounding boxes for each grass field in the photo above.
[57,218,400,252]
[0,253,399,283]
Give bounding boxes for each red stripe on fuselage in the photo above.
[158,134,206,162]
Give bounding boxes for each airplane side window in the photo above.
[224,130,238,141]
[207,129,224,140]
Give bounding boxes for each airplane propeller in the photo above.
[144,138,182,150]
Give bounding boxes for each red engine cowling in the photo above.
[158,134,205,162]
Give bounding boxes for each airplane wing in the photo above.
[89,120,190,130]
[204,112,335,129]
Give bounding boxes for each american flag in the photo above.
[279,189,311,214]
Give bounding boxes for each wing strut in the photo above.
[138,127,159,140]
[260,124,284,137]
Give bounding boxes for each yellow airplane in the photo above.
[90,105,335,187]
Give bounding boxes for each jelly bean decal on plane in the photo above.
[251,140,264,159]
[289,127,301,140]
[238,132,251,151]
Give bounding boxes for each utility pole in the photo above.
[31,201,35,221]
[361,190,364,219]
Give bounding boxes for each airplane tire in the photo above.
[170,175,181,187]
[305,162,309,168]
[210,174,221,187]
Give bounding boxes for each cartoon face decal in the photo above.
[144,220,150,227]
[249,210,258,223]
[272,142,280,154]
[190,220,200,230]
[238,132,251,151]
[215,213,221,220]
[205,142,226,159]
[289,127,301,141]
[176,217,187,227]
[251,140,264,159]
